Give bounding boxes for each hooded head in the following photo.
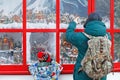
[84,12,102,28]
[37,52,44,59]
[37,52,51,62]
[84,12,107,36]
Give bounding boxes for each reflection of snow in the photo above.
[0,50,22,65]
[0,22,22,29]
[27,22,56,29]
[0,56,14,65]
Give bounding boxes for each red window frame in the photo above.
[0,0,119,75]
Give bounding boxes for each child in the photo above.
[29,52,63,80]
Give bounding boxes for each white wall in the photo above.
[0,73,120,80]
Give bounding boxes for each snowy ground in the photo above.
[0,23,22,29]
[27,22,56,29]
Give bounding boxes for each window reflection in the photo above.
[114,33,120,62]
[95,0,110,28]
[26,0,56,29]
[114,0,120,28]
[27,32,56,64]
[0,0,22,29]
[60,0,88,29]
[60,33,78,64]
[0,33,22,64]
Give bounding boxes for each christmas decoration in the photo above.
[60,33,78,64]
[0,33,22,64]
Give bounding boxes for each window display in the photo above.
[27,32,56,64]
[0,33,22,64]
[60,0,88,29]
[114,33,120,62]
[0,0,22,29]
[114,0,120,28]
[26,0,56,29]
[0,0,120,74]
[60,33,78,64]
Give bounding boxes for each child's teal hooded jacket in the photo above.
[66,21,111,80]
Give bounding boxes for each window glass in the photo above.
[26,0,56,29]
[0,32,22,65]
[27,32,56,64]
[60,0,88,29]
[0,0,22,29]
[95,0,110,28]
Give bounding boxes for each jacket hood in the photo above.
[84,20,107,36]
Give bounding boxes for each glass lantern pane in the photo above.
[95,0,110,28]
[27,32,56,64]
[114,0,120,28]
[60,33,78,64]
[0,0,22,29]
[0,32,22,65]
[60,0,88,29]
[26,0,56,29]
[114,33,120,62]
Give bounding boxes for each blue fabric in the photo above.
[29,60,63,80]
[66,21,111,80]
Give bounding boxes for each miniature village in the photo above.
[0,34,22,64]
[60,33,78,64]
[27,9,56,24]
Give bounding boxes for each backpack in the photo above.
[79,32,113,80]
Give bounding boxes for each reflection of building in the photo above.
[2,35,9,50]
[34,11,45,22]
[60,12,86,24]
[26,9,56,24]
[0,15,21,24]
[27,9,33,22]
[0,35,14,50]
[0,16,8,23]
[0,34,21,50]
[11,15,21,23]
[0,33,22,64]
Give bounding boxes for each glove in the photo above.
[73,17,80,24]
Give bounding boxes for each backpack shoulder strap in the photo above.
[83,32,108,39]
[82,32,93,39]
